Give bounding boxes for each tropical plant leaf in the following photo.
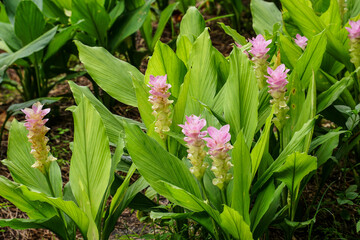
[224,47,258,147]
[220,205,253,240]
[251,0,282,35]
[178,7,205,43]
[0,22,22,51]
[124,123,202,198]
[75,41,143,107]
[70,97,112,222]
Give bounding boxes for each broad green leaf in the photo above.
[109,0,154,52]
[0,176,56,219]
[177,0,196,13]
[176,35,193,67]
[317,75,353,113]
[0,22,21,51]
[3,0,20,24]
[345,0,360,21]
[20,186,90,237]
[218,23,247,45]
[231,131,251,224]
[52,0,71,10]
[124,123,202,198]
[185,29,217,115]
[42,0,68,23]
[0,2,10,23]
[3,120,52,195]
[109,0,125,27]
[275,152,317,195]
[251,0,282,35]
[178,7,205,43]
[0,26,57,78]
[296,31,327,89]
[44,25,78,61]
[256,87,271,133]
[71,0,110,47]
[251,107,274,177]
[75,41,143,107]
[132,76,154,130]
[70,97,111,222]
[279,34,302,69]
[70,82,123,144]
[280,0,352,70]
[314,131,340,166]
[251,182,285,238]
[145,41,187,98]
[213,46,230,91]
[220,205,253,240]
[252,118,316,194]
[0,217,67,240]
[14,1,45,45]
[151,3,178,50]
[224,47,258,147]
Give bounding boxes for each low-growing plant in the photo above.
[70,7,345,239]
[0,100,151,240]
[0,0,84,100]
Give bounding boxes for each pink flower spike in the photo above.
[249,34,271,59]
[346,20,360,40]
[203,125,232,157]
[294,34,308,50]
[179,115,207,144]
[265,64,290,93]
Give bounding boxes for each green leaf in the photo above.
[69,81,128,144]
[124,123,202,198]
[251,0,282,35]
[20,186,90,237]
[295,31,327,89]
[132,76,154,130]
[275,152,317,195]
[178,7,205,43]
[75,41,143,107]
[0,217,67,240]
[252,118,316,194]
[44,25,78,62]
[14,1,45,45]
[176,35,193,68]
[151,3,178,50]
[231,131,251,224]
[317,75,353,113]
[185,29,217,115]
[109,0,154,52]
[220,205,253,240]
[177,0,196,13]
[280,0,352,70]
[224,47,258,147]
[3,0,20,25]
[145,41,187,98]
[70,97,112,222]
[0,26,57,78]
[279,34,302,69]
[218,23,247,45]
[71,0,110,46]
[3,120,52,195]
[0,176,56,219]
[0,22,22,51]
[0,2,10,23]
[109,0,125,27]
[251,107,274,177]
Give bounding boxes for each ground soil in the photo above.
[0,1,359,240]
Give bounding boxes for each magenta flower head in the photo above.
[345,20,360,40]
[21,102,56,173]
[203,125,233,190]
[249,34,271,59]
[265,64,290,95]
[294,34,308,50]
[179,115,208,180]
[148,75,173,139]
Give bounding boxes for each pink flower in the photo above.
[294,34,308,50]
[265,64,290,93]
[148,75,173,139]
[179,115,207,145]
[249,34,271,59]
[203,125,233,190]
[21,102,55,173]
[346,20,360,40]
[203,125,232,156]
[179,115,208,180]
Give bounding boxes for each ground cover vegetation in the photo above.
[0,0,360,239]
